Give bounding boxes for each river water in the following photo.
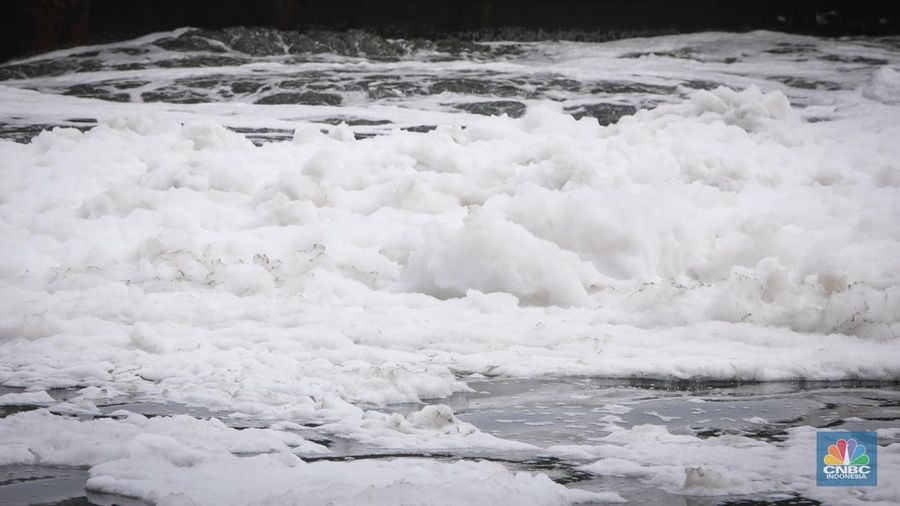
[1,27,899,505]
[2,379,899,505]
[1,27,897,142]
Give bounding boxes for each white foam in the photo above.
[86,455,618,505]
[862,67,900,104]
[0,409,613,505]
[2,87,898,418]
[559,424,900,504]
[1,30,899,503]
[0,390,54,405]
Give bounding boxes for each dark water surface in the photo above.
[2,379,897,505]
[1,28,898,144]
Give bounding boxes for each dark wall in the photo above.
[2,0,899,62]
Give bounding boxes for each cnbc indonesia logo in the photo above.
[817,432,877,487]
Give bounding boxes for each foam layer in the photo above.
[1,29,899,504]
[2,87,898,415]
[0,409,612,505]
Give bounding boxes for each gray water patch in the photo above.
[0,466,89,506]
[227,127,295,145]
[821,54,890,65]
[0,123,72,144]
[452,100,527,117]
[0,385,226,422]
[0,121,289,146]
[418,377,900,447]
[589,81,678,95]
[140,89,215,104]
[620,47,701,61]
[429,77,523,97]
[0,404,45,418]
[565,103,638,124]
[2,380,897,504]
[681,80,726,90]
[153,55,251,69]
[316,117,393,126]
[767,76,843,91]
[403,125,438,133]
[62,84,131,102]
[254,91,343,106]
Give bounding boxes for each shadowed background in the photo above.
[2,0,899,62]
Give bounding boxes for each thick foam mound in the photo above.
[862,67,900,104]
[0,85,899,421]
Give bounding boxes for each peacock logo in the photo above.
[817,431,877,487]
[823,438,869,466]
